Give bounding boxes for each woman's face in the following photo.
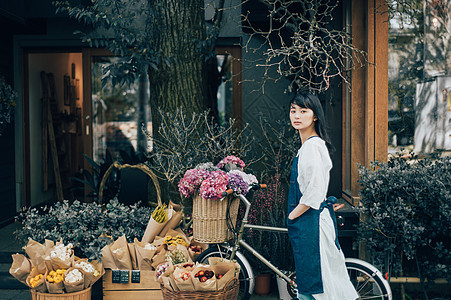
[290,103,316,132]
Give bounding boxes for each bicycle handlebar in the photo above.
[218,183,266,198]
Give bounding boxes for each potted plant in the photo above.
[244,153,295,298]
[357,154,451,298]
[0,77,16,135]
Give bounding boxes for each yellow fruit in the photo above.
[30,274,44,287]
[46,269,66,284]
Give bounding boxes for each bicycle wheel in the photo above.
[346,258,392,300]
[283,258,392,300]
[196,245,254,300]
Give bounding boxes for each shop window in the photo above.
[388,0,450,157]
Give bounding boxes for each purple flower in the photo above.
[227,170,249,195]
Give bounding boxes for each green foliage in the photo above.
[15,198,152,261]
[357,155,451,280]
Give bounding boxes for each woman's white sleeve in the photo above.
[297,143,327,210]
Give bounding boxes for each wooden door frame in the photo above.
[342,0,388,205]
[215,46,243,123]
[22,48,85,207]
[22,49,31,208]
[81,48,112,177]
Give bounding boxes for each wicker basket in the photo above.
[160,278,239,300]
[192,194,239,243]
[98,162,162,206]
[30,287,91,300]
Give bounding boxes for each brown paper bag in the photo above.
[188,239,208,262]
[141,207,174,244]
[174,262,195,272]
[101,244,118,269]
[24,239,46,267]
[89,260,105,287]
[171,266,195,291]
[154,261,174,284]
[110,236,133,270]
[153,236,165,247]
[159,211,183,237]
[169,200,182,212]
[165,229,189,245]
[63,267,85,293]
[47,242,74,271]
[73,259,105,289]
[165,244,191,266]
[45,269,65,294]
[134,238,158,270]
[212,260,236,290]
[161,275,176,291]
[151,247,168,269]
[9,253,31,284]
[128,243,138,270]
[26,263,48,293]
[176,244,192,263]
[208,257,241,277]
[192,264,217,291]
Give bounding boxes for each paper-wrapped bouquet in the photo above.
[9,239,105,294]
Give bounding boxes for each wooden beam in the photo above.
[347,0,388,203]
[350,0,367,204]
[374,0,388,163]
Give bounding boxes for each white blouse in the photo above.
[296,137,332,209]
[296,137,359,300]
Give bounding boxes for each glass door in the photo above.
[83,49,151,168]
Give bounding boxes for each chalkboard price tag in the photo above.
[131,270,140,283]
[120,270,130,283]
[112,270,121,283]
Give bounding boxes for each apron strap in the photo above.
[320,196,341,250]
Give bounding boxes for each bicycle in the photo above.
[196,184,392,300]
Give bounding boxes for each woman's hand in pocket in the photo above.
[288,203,310,220]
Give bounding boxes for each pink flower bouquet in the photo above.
[178,168,210,198]
[178,156,257,200]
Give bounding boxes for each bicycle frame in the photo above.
[228,193,297,289]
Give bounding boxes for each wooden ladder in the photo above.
[41,71,70,202]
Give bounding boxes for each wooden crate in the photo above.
[103,270,164,300]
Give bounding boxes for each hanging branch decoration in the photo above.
[145,108,257,187]
[242,0,367,92]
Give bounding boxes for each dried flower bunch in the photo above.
[0,78,16,135]
[178,155,258,200]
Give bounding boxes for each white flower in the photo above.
[65,269,82,283]
[144,244,157,250]
[75,261,95,273]
[50,243,73,261]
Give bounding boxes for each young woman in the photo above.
[287,92,358,300]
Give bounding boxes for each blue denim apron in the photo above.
[287,154,341,295]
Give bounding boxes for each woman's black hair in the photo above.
[290,92,335,156]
